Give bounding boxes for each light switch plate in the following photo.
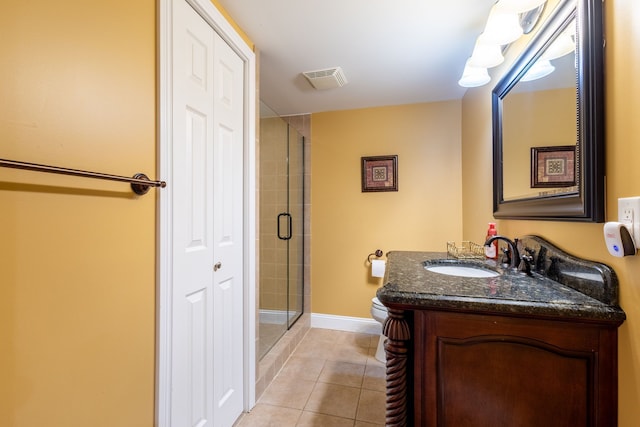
[618,197,640,245]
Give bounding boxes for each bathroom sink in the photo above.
[424,261,500,278]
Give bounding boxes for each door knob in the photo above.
[214,262,222,271]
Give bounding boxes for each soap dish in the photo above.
[447,241,485,259]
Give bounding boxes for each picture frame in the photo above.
[361,155,398,192]
[531,145,576,188]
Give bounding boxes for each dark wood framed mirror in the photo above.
[492,0,604,222]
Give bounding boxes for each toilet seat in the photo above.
[372,297,386,310]
[370,296,388,363]
[371,297,388,322]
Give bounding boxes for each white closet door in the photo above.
[211,20,245,427]
[170,0,244,425]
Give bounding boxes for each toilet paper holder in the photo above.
[367,249,384,263]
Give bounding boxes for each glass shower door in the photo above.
[258,102,304,359]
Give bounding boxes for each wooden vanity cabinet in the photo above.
[409,310,619,427]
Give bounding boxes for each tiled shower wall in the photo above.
[258,117,289,312]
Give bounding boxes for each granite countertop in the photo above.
[376,250,626,323]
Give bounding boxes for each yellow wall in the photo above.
[0,1,156,426]
[0,1,250,426]
[461,0,640,425]
[311,102,463,317]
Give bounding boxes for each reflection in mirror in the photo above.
[492,0,605,222]
[502,17,577,201]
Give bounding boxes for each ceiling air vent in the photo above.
[302,67,348,90]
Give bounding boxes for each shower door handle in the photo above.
[277,213,292,240]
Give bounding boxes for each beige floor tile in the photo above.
[362,364,386,392]
[259,375,316,409]
[296,411,355,426]
[368,335,384,353]
[327,343,370,365]
[235,403,301,427]
[368,334,381,349]
[304,382,361,419]
[336,331,376,349]
[293,338,335,359]
[303,328,342,345]
[278,355,326,382]
[256,329,389,427]
[355,389,386,425]
[318,360,366,388]
[365,346,377,361]
[365,347,386,367]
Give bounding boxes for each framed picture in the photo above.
[531,145,576,188]
[361,155,398,192]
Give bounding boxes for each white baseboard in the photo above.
[311,313,381,335]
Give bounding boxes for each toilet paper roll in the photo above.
[371,259,386,278]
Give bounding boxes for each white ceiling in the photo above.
[217,0,497,116]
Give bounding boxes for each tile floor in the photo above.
[236,328,386,426]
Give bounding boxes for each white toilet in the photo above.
[370,297,389,362]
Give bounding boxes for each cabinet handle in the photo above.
[214,262,222,271]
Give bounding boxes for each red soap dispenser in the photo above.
[485,222,498,259]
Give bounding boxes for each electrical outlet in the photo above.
[618,197,640,244]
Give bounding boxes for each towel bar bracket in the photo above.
[131,173,160,195]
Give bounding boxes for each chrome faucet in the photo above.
[485,235,520,269]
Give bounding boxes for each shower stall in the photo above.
[258,101,305,359]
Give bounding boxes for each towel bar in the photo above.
[0,158,166,195]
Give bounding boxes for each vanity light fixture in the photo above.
[458,0,548,88]
[458,60,491,87]
[468,36,505,68]
[520,59,555,81]
[522,19,575,81]
[481,7,523,46]
[541,27,575,61]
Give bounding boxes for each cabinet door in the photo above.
[413,311,618,427]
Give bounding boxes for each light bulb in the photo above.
[458,61,491,87]
[482,7,523,45]
[521,59,555,81]
[541,32,575,61]
[468,38,505,68]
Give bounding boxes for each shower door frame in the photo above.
[285,129,305,328]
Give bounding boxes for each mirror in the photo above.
[492,0,605,222]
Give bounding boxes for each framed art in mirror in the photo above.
[531,145,576,188]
